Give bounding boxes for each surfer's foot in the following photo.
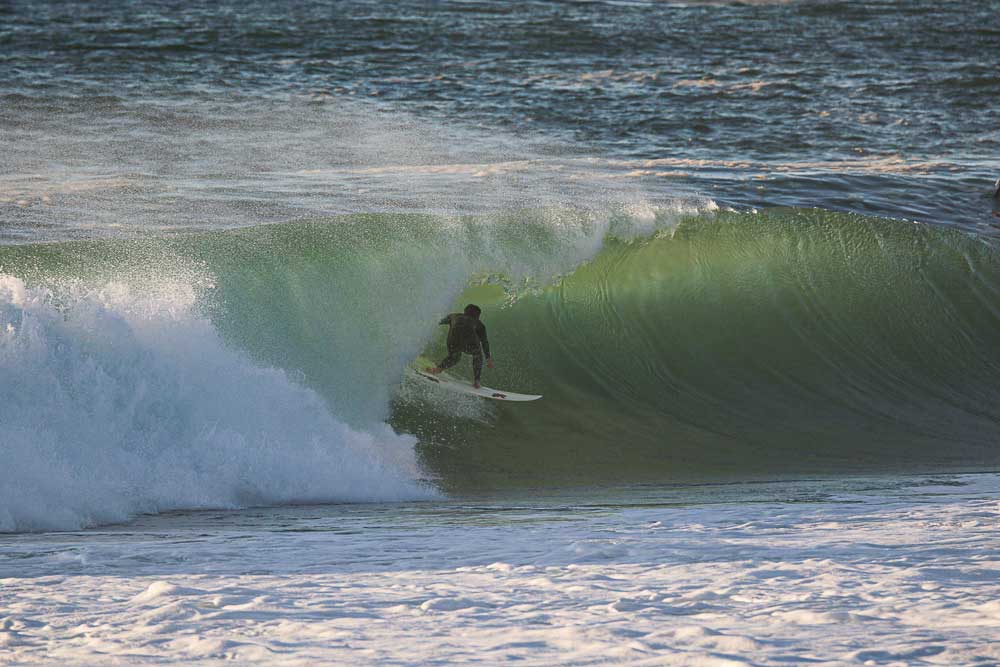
[473,381,481,389]
[426,366,443,375]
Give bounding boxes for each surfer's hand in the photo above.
[487,359,495,369]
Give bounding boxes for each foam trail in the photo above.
[0,275,435,533]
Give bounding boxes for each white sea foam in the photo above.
[0,274,435,533]
[1,475,997,665]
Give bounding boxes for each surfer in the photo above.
[426,304,494,389]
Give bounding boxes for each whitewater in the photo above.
[0,272,435,533]
[2,475,999,665]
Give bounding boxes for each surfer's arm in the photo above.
[439,314,455,325]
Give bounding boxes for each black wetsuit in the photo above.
[437,313,491,381]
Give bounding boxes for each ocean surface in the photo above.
[1,1,999,663]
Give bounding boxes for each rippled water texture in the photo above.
[2,0,999,240]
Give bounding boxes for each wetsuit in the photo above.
[437,313,491,382]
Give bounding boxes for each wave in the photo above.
[0,204,689,531]
[3,205,1000,529]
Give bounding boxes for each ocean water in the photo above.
[2,1,999,664]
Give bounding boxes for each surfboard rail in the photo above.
[410,368,542,402]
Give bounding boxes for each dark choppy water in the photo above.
[2,0,999,240]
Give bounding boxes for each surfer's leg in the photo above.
[432,349,462,373]
[471,351,483,387]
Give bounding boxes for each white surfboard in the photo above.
[409,368,542,402]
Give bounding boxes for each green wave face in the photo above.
[396,210,1000,489]
[4,208,1000,495]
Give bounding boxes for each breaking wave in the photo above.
[3,204,1000,529]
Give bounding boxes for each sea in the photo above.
[1,1,999,664]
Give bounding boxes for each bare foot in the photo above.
[425,367,443,375]
[473,381,481,389]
